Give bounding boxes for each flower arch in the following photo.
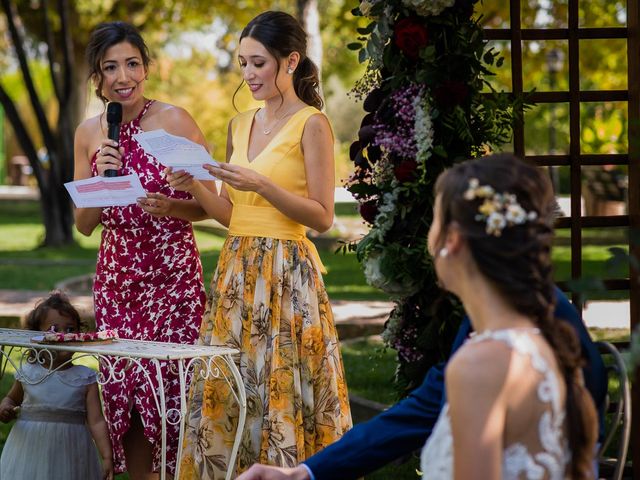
[346,0,526,391]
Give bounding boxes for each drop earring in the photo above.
[287,67,294,74]
[438,248,449,258]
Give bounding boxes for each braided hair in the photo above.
[435,153,597,478]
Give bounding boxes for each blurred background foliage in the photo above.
[0,0,630,197]
[481,0,628,161]
[0,0,368,190]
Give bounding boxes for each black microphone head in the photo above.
[106,102,122,124]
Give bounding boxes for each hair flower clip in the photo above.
[465,178,538,236]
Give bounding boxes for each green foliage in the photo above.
[344,0,526,392]
[0,200,386,301]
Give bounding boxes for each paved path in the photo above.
[0,289,392,337]
[0,289,631,333]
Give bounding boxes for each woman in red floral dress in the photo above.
[73,21,210,478]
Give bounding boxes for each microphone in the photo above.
[105,102,122,177]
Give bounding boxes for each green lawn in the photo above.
[0,200,385,300]
[0,199,633,302]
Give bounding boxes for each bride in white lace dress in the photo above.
[420,154,598,480]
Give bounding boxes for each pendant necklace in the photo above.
[261,105,298,135]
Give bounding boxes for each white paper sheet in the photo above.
[133,129,219,180]
[64,173,146,208]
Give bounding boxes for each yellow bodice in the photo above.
[226,105,327,272]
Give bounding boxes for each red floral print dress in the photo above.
[91,100,206,474]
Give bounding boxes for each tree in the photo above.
[0,0,362,247]
[0,0,254,246]
[1,0,77,247]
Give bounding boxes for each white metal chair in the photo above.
[596,341,631,480]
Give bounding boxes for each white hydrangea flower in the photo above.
[401,0,455,17]
[359,0,380,16]
[486,212,506,236]
[505,203,527,224]
[381,306,403,346]
[363,253,386,287]
[371,189,399,242]
[414,96,434,164]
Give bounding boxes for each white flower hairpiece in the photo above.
[463,178,538,237]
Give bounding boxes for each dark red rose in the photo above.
[434,80,470,109]
[394,18,429,60]
[394,159,418,183]
[359,199,379,224]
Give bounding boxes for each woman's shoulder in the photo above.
[146,100,193,125]
[447,339,515,395]
[75,114,101,139]
[301,107,333,138]
[145,101,205,143]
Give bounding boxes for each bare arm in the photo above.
[0,381,23,423]
[73,120,103,236]
[447,343,509,480]
[86,382,114,480]
[136,106,215,222]
[236,464,310,480]
[207,113,335,232]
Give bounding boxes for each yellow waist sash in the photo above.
[228,204,326,274]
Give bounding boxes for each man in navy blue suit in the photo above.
[237,287,607,480]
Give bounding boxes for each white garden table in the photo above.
[0,327,247,480]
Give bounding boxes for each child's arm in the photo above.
[86,382,114,480]
[0,381,23,423]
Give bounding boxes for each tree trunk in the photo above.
[297,0,324,97]
[0,0,77,246]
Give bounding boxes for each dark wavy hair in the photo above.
[25,290,81,332]
[86,21,151,104]
[234,11,323,110]
[434,153,597,479]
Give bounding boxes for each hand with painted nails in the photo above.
[164,167,198,193]
[236,465,310,480]
[205,162,265,193]
[96,140,124,177]
[137,192,172,217]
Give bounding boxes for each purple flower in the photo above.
[372,84,425,159]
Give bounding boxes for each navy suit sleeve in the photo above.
[304,289,606,479]
[304,360,445,480]
[304,317,472,480]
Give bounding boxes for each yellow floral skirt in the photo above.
[179,236,352,479]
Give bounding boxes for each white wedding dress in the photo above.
[420,328,570,479]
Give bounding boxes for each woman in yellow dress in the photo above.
[171,10,352,479]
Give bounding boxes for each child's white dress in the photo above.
[0,362,103,479]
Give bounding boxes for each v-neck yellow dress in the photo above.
[179,106,352,479]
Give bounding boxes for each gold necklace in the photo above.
[261,105,298,135]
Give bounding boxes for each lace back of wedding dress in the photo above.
[420,329,570,480]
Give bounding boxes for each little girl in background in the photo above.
[0,291,113,479]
